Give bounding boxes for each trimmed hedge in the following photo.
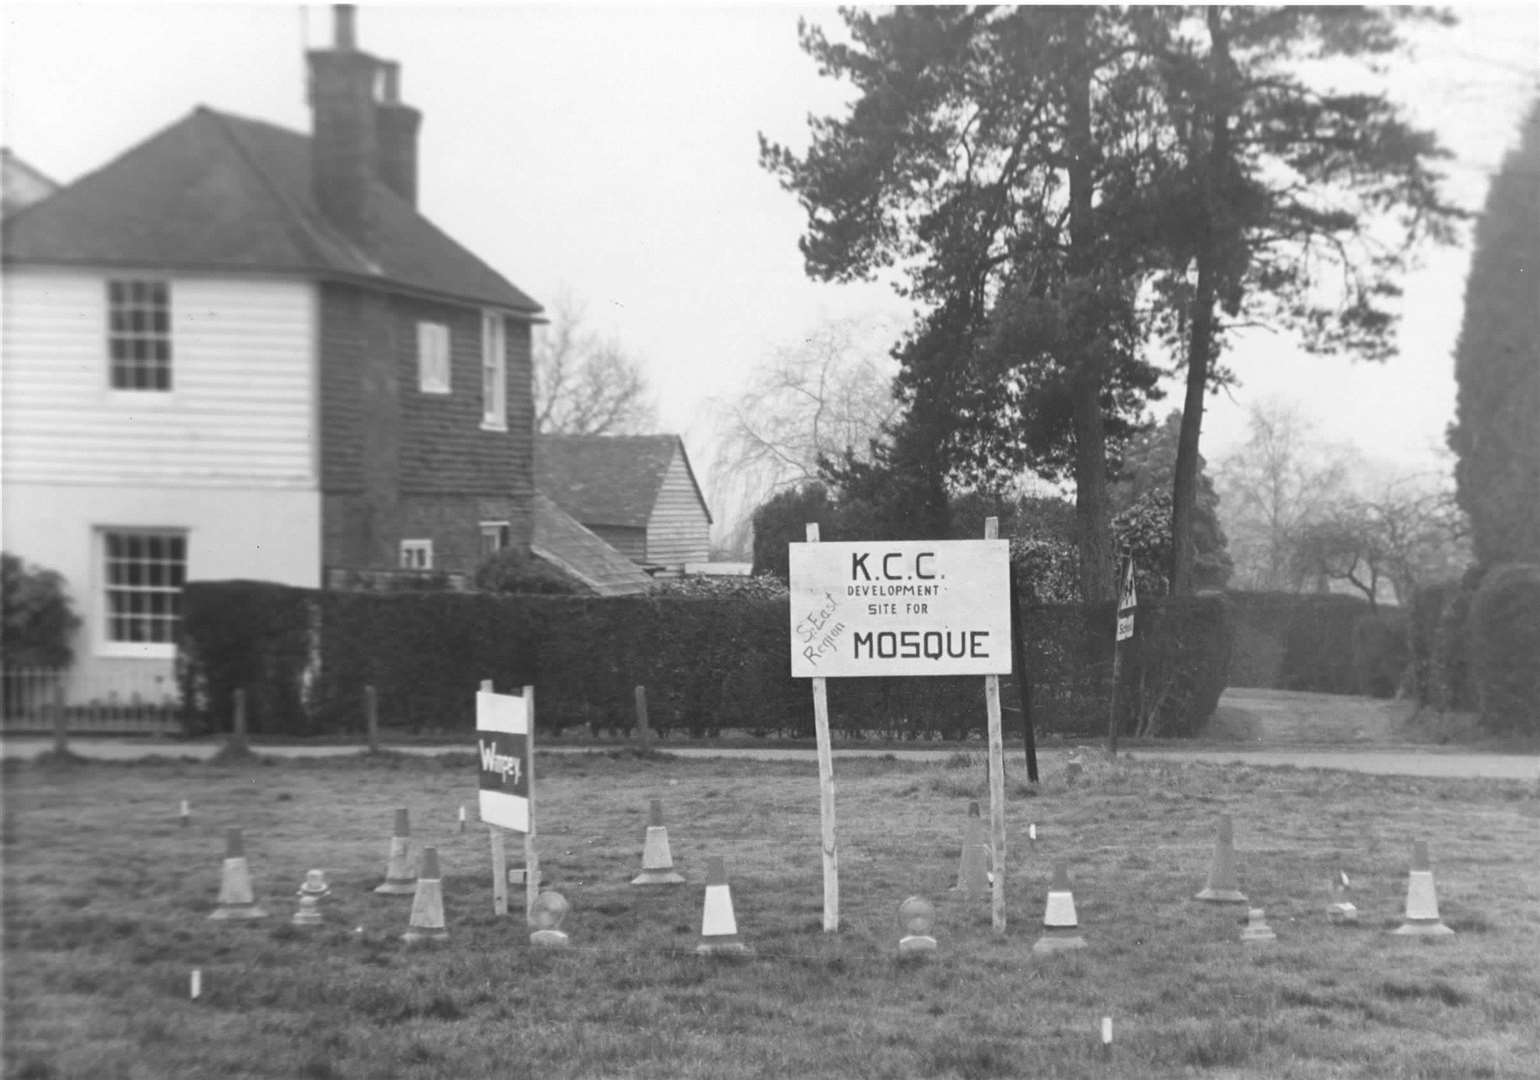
[178,583,1233,741]
[1469,563,1540,735]
[1352,611,1410,699]
[1226,592,1388,694]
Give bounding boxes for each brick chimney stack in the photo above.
[376,61,422,207]
[308,5,380,238]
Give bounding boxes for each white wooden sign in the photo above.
[788,539,1012,678]
[477,689,530,833]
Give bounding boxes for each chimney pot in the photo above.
[334,5,357,51]
[382,62,400,103]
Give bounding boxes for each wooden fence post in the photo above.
[634,684,651,745]
[365,684,380,753]
[51,680,68,756]
[230,688,248,753]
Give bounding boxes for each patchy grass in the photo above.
[4,751,1539,1079]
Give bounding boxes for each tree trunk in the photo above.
[1067,9,1115,604]
[1170,6,1234,597]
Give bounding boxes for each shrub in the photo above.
[1407,582,1457,704]
[1468,562,1540,735]
[1430,567,1484,712]
[473,549,586,594]
[1352,611,1410,699]
[1,552,80,670]
[178,581,314,736]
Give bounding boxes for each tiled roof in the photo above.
[1,148,61,218]
[531,493,653,596]
[536,433,708,528]
[0,107,540,315]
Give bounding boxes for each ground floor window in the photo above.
[400,539,434,570]
[102,529,186,646]
[480,521,511,557]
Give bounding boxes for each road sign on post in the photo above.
[1116,556,1137,642]
[1109,554,1135,755]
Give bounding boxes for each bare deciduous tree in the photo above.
[1291,475,1470,606]
[533,289,656,435]
[707,315,902,557]
[1215,400,1355,591]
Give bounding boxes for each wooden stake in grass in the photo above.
[190,969,202,1000]
[805,522,840,933]
[1101,1016,1113,1056]
[983,516,1007,935]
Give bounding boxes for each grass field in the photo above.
[4,748,1538,1079]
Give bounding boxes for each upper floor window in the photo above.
[400,539,434,570]
[417,321,450,394]
[102,529,185,648]
[108,280,172,391]
[481,311,506,430]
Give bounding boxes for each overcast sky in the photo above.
[4,3,1536,528]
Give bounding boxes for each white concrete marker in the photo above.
[190,969,202,999]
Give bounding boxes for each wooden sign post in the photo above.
[1108,554,1135,756]
[983,517,1007,934]
[805,523,840,932]
[789,523,1013,934]
[477,679,537,921]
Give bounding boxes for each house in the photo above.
[0,6,541,703]
[1,149,61,218]
[535,434,712,573]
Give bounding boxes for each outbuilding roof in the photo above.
[535,434,711,529]
[0,107,540,315]
[531,493,654,596]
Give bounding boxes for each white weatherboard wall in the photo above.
[645,446,710,568]
[1,269,320,701]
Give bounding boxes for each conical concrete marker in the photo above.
[1194,815,1248,904]
[696,855,750,956]
[954,801,991,899]
[1392,840,1454,937]
[1032,860,1086,954]
[401,846,448,944]
[375,808,417,895]
[631,797,686,886]
[209,827,267,920]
